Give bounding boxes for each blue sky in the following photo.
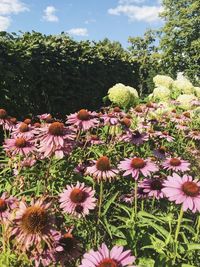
[0,0,163,47]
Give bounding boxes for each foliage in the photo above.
[0,32,139,118]
[159,0,200,83]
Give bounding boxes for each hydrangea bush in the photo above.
[0,78,200,267]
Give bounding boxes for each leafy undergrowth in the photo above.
[0,102,200,267]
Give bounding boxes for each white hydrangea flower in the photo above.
[126,86,139,98]
[152,86,171,101]
[126,86,139,105]
[193,106,200,116]
[153,75,174,88]
[108,83,132,108]
[173,76,194,94]
[176,94,198,110]
[194,87,200,98]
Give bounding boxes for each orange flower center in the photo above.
[158,146,166,154]
[98,258,118,267]
[169,158,181,166]
[183,112,190,118]
[70,189,88,203]
[10,117,17,124]
[77,109,90,121]
[75,205,84,213]
[0,198,7,212]
[148,129,155,134]
[23,118,31,125]
[162,131,168,136]
[133,131,142,138]
[150,179,163,190]
[146,102,154,108]
[113,107,121,113]
[15,138,27,148]
[121,118,131,128]
[135,106,143,113]
[48,122,64,136]
[45,115,53,123]
[21,206,48,234]
[34,122,41,128]
[19,123,29,132]
[59,233,75,251]
[182,181,200,197]
[96,156,111,171]
[131,158,146,169]
[0,109,7,119]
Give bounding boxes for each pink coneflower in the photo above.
[100,113,119,126]
[38,121,75,158]
[55,230,82,265]
[30,230,60,267]
[37,113,52,122]
[67,109,99,131]
[118,157,158,180]
[175,124,189,131]
[0,109,13,131]
[139,177,164,199]
[86,134,104,145]
[171,114,184,124]
[12,122,35,138]
[120,130,149,145]
[153,146,168,159]
[121,117,132,129]
[157,131,175,142]
[133,105,144,115]
[79,243,136,267]
[187,130,200,140]
[59,182,96,218]
[162,173,200,212]
[12,199,55,252]
[3,136,36,156]
[85,156,119,182]
[162,157,190,172]
[120,192,134,204]
[0,192,17,222]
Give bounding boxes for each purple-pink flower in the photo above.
[162,173,200,213]
[3,136,36,157]
[59,182,96,218]
[139,177,164,199]
[12,199,55,252]
[67,109,99,131]
[38,121,74,158]
[162,157,190,172]
[79,243,136,267]
[86,156,119,182]
[0,192,17,222]
[118,157,158,180]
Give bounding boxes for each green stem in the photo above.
[174,206,184,243]
[97,181,103,223]
[134,181,138,218]
[195,215,200,242]
[173,206,184,265]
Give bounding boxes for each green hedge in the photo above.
[0,32,140,118]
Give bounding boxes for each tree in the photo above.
[160,0,200,83]
[128,29,161,95]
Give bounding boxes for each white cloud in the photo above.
[108,4,163,23]
[0,0,28,15]
[0,15,11,30]
[119,0,145,4]
[0,0,28,31]
[43,6,59,22]
[84,18,96,24]
[67,28,88,37]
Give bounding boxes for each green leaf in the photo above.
[102,192,118,216]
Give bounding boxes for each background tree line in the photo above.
[0,0,199,118]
